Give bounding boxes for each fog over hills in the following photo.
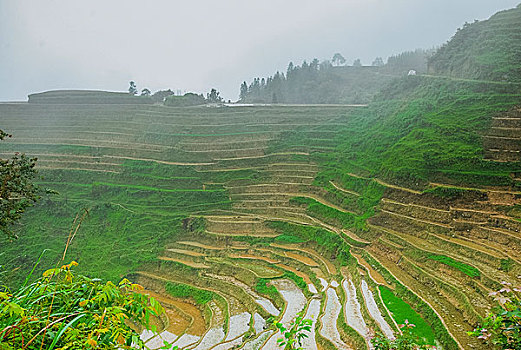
[1,0,520,101]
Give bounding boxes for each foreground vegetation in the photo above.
[0,262,163,349]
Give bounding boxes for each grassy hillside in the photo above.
[322,75,521,188]
[429,4,521,82]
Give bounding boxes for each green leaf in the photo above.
[48,313,87,350]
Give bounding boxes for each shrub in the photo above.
[164,93,206,107]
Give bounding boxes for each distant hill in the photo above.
[28,90,153,104]
[428,4,521,82]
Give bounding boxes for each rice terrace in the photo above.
[1,2,521,350]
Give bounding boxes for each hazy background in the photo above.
[1,0,519,101]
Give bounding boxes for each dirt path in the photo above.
[284,251,319,267]
[374,179,422,194]
[105,155,216,166]
[215,152,310,161]
[272,244,336,276]
[430,182,521,195]
[380,209,452,229]
[177,241,225,250]
[329,181,361,196]
[167,248,206,257]
[382,198,450,213]
[229,190,357,215]
[36,166,120,174]
[276,263,313,285]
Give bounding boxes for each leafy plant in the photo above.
[275,311,313,349]
[0,261,164,349]
[372,320,437,350]
[468,281,521,349]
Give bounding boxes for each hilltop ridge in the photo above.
[28,89,153,104]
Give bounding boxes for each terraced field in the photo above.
[1,101,521,349]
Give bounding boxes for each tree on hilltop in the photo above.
[239,81,248,101]
[206,88,223,103]
[141,88,151,97]
[128,81,138,95]
[372,57,385,67]
[332,53,346,66]
[353,58,362,67]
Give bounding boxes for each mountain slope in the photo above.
[429,4,521,82]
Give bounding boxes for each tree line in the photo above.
[239,50,433,104]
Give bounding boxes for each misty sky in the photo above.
[1,1,519,101]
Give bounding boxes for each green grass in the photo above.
[378,286,436,344]
[427,255,481,278]
[255,278,278,298]
[274,234,306,244]
[165,281,215,304]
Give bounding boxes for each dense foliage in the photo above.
[0,130,38,240]
[0,262,163,349]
